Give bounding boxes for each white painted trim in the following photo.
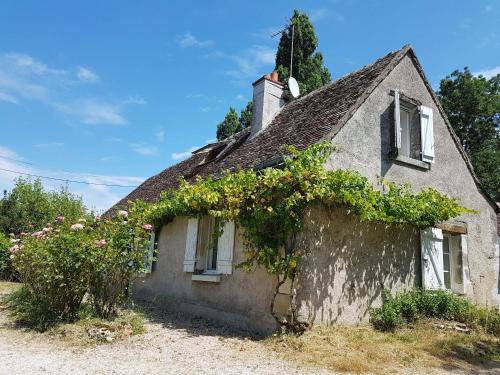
[192,274,221,283]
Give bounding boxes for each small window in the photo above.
[442,235,451,289]
[442,232,465,292]
[398,102,421,160]
[195,216,219,274]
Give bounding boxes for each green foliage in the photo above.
[0,178,88,236]
[216,107,241,141]
[88,215,151,318]
[370,289,500,335]
[0,232,12,280]
[239,100,253,129]
[7,211,151,330]
[134,142,471,283]
[275,9,331,98]
[437,68,500,200]
[216,102,254,141]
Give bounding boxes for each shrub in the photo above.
[88,214,151,318]
[7,211,151,329]
[0,232,13,280]
[370,289,500,336]
[10,221,93,328]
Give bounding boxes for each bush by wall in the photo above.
[6,211,151,330]
[370,289,500,335]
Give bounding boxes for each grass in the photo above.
[264,321,500,374]
[0,281,146,347]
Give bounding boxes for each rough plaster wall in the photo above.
[296,205,420,325]
[324,55,499,308]
[133,217,278,333]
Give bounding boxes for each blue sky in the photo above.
[0,0,499,212]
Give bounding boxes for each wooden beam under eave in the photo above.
[436,222,467,234]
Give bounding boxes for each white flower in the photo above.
[70,223,84,231]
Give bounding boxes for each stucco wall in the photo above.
[325,55,499,308]
[295,205,420,325]
[133,216,278,333]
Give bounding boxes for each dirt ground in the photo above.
[0,284,498,375]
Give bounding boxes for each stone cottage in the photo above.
[109,45,500,332]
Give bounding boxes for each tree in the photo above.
[239,100,253,130]
[0,178,88,236]
[437,68,500,200]
[216,107,241,141]
[275,9,331,97]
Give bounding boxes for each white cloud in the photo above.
[223,45,276,80]
[155,128,165,142]
[177,32,214,48]
[131,143,159,156]
[171,146,199,160]
[309,8,330,22]
[473,66,500,79]
[123,96,147,105]
[0,52,140,125]
[56,100,127,125]
[235,94,245,101]
[200,106,210,112]
[0,91,18,104]
[0,144,144,213]
[77,66,99,83]
[35,142,64,148]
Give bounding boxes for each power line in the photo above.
[0,167,139,188]
[0,154,116,180]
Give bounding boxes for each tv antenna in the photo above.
[271,20,300,98]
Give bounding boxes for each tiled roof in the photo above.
[106,46,409,215]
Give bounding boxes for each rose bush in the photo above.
[7,211,151,330]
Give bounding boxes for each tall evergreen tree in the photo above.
[275,9,331,97]
[216,10,331,139]
[216,107,240,141]
[437,68,500,200]
[239,100,253,129]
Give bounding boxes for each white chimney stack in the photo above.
[250,71,285,138]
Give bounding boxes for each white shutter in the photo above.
[419,105,434,163]
[183,218,198,272]
[216,221,235,275]
[144,231,155,274]
[394,90,402,150]
[420,227,444,290]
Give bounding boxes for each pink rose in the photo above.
[56,215,65,222]
[118,210,129,218]
[70,223,84,231]
[42,227,52,233]
[9,245,19,253]
[94,239,107,248]
[31,231,43,238]
[10,238,20,244]
[142,224,153,231]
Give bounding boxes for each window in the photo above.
[394,90,434,164]
[442,235,451,289]
[421,227,467,294]
[196,216,219,273]
[183,217,235,276]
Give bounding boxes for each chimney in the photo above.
[250,71,285,137]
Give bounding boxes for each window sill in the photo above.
[192,274,221,283]
[393,154,430,170]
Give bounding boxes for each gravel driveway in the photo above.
[0,298,497,375]
[0,301,335,375]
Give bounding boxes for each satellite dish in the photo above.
[288,77,300,98]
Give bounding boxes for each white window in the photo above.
[394,90,434,163]
[183,216,235,275]
[196,216,219,273]
[420,227,467,294]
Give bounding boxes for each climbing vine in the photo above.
[130,142,473,331]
